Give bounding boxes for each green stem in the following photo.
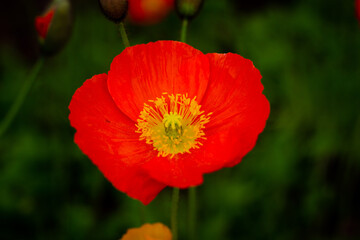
[171,187,180,240]
[180,19,188,43]
[178,17,191,240]
[188,187,197,240]
[0,57,44,137]
[140,202,146,224]
[118,22,130,48]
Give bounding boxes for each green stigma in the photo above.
[163,112,183,138]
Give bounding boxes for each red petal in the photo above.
[69,74,165,204]
[142,155,204,188]
[142,53,270,187]
[201,53,268,128]
[35,9,55,39]
[107,41,210,121]
[201,53,270,167]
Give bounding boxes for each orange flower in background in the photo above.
[35,9,55,39]
[69,41,270,204]
[129,0,174,24]
[120,223,172,240]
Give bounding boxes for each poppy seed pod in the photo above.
[35,0,72,56]
[175,0,204,20]
[99,0,128,23]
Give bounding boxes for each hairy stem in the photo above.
[118,22,130,48]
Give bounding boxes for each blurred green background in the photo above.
[1,0,360,239]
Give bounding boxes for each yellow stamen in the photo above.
[136,93,211,158]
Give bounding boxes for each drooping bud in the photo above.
[35,0,72,56]
[175,0,204,20]
[99,0,128,23]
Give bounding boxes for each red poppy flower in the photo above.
[69,41,270,205]
[35,9,55,39]
[129,0,174,24]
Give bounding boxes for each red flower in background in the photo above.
[129,0,174,24]
[35,9,55,39]
[69,41,270,204]
[356,0,360,22]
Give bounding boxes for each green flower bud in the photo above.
[35,0,73,56]
[99,0,128,23]
[175,0,204,20]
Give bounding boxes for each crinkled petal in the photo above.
[107,41,209,121]
[200,53,270,167]
[143,154,204,188]
[142,53,270,187]
[202,53,269,129]
[69,74,165,204]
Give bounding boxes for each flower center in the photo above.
[136,93,212,158]
[163,112,183,138]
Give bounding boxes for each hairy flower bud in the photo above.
[175,0,204,20]
[35,0,72,56]
[99,0,128,23]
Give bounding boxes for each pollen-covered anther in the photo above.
[136,93,211,158]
